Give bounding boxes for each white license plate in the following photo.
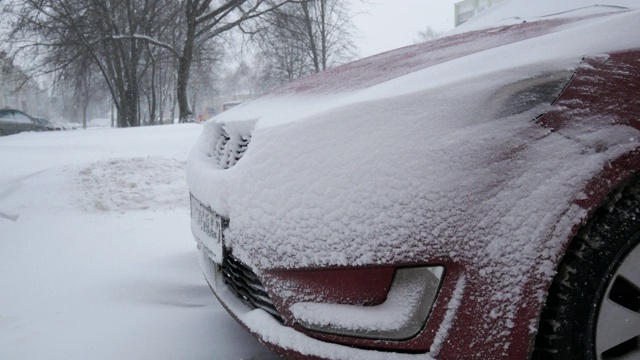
[190,196,224,264]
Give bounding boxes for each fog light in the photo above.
[290,266,444,340]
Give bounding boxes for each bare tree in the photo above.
[5,0,179,127]
[5,0,293,126]
[187,41,223,121]
[134,0,294,122]
[176,1,296,122]
[252,4,311,88]
[57,56,106,129]
[251,0,356,88]
[300,0,355,72]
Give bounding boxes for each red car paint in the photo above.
[197,14,640,360]
[248,47,640,360]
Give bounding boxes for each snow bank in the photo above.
[77,157,187,212]
[0,124,279,360]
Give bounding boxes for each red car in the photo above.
[187,1,640,359]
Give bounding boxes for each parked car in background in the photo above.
[32,116,65,131]
[0,109,50,136]
[187,0,640,359]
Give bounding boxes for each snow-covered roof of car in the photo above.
[453,0,638,33]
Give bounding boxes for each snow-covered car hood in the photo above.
[187,0,640,274]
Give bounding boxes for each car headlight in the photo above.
[289,266,444,340]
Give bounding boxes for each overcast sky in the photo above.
[352,0,460,58]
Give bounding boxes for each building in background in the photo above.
[455,0,505,26]
[1,53,51,117]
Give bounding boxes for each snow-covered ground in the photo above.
[0,125,278,360]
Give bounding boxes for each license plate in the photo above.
[190,195,224,264]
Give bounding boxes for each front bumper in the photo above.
[190,196,544,359]
[191,194,456,358]
[197,244,446,360]
[190,191,539,360]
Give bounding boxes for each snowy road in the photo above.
[0,125,279,360]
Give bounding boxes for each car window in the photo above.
[0,110,13,120]
[12,111,34,124]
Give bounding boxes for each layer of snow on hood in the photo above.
[188,8,640,269]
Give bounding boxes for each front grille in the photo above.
[211,125,251,169]
[222,254,282,322]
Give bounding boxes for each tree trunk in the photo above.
[301,1,320,73]
[171,93,177,124]
[319,0,327,71]
[118,88,139,127]
[148,45,157,125]
[149,69,157,125]
[177,54,193,123]
[177,16,196,124]
[111,102,115,128]
[82,101,88,130]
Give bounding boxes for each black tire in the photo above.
[533,183,640,360]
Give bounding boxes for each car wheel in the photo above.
[533,184,640,360]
